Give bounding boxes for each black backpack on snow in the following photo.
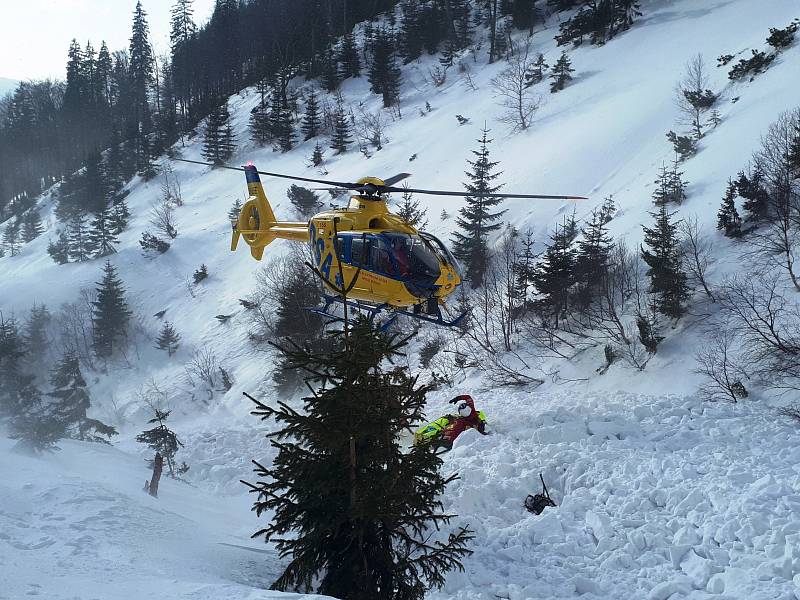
[524,473,556,515]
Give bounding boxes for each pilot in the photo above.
[391,237,412,277]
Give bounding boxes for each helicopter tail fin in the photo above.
[244,164,277,223]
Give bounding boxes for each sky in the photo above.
[0,0,217,82]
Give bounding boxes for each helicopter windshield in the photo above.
[382,233,440,279]
[419,232,463,279]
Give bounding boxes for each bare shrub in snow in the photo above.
[185,349,220,399]
[149,199,178,239]
[491,41,542,133]
[680,215,716,302]
[694,326,749,402]
[716,273,800,390]
[675,54,716,139]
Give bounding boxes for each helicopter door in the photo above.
[347,235,374,294]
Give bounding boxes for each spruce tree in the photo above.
[330,97,353,154]
[24,304,51,370]
[228,198,242,223]
[311,142,325,167]
[47,231,70,264]
[369,27,402,108]
[169,0,196,51]
[155,321,181,356]
[452,128,506,287]
[288,185,322,219]
[20,210,43,242]
[550,51,574,93]
[88,208,119,258]
[67,215,93,262]
[129,1,155,173]
[533,221,578,326]
[717,179,742,237]
[244,318,473,598]
[109,196,131,235]
[513,229,537,302]
[641,204,688,319]
[48,350,116,442]
[0,315,29,417]
[202,102,236,164]
[269,92,295,152]
[136,409,186,477]
[399,1,424,63]
[338,31,362,79]
[736,167,769,221]
[301,88,322,141]
[91,260,132,358]
[525,53,548,87]
[3,221,21,256]
[250,105,271,146]
[395,187,428,229]
[574,209,613,305]
[322,44,340,92]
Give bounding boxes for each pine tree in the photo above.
[20,210,43,242]
[452,128,506,288]
[652,161,687,206]
[330,97,353,154]
[549,51,574,93]
[533,220,578,326]
[47,231,70,264]
[3,220,21,256]
[202,102,236,164]
[287,185,322,219]
[88,208,119,258]
[136,409,185,477]
[395,187,428,229]
[91,260,132,358]
[67,215,93,262]
[641,204,688,319]
[717,179,742,237]
[48,350,116,442]
[0,315,31,417]
[244,318,473,598]
[525,53,548,87]
[369,27,403,108]
[301,88,322,140]
[82,147,109,214]
[155,321,181,356]
[338,31,362,79]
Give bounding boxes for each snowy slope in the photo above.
[2,0,800,598]
[0,435,333,600]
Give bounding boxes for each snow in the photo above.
[2,0,800,598]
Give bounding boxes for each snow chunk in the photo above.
[680,549,714,588]
[647,577,692,600]
[534,421,588,444]
[531,511,565,544]
[586,510,613,541]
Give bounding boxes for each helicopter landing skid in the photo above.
[307,295,468,330]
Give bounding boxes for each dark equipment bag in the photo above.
[524,473,556,515]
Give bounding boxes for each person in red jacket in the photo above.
[414,394,487,449]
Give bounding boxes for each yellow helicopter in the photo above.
[179,159,586,327]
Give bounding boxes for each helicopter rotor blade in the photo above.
[381,185,587,200]
[174,159,586,200]
[174,158,365,190]
[382,172,412,187]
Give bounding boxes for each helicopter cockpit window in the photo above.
[370,236,396,276]
[384,233,440,280]
[350,237,369,266]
